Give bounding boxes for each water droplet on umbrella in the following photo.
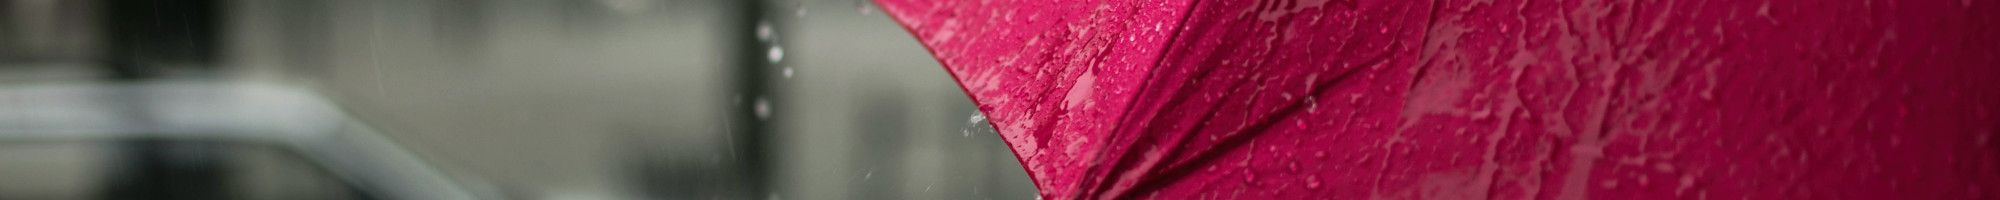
[1245,171,1258,183]
[1305,175,1322,188]
[1307,96,1319,113]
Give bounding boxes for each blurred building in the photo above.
[0,0,1035,199]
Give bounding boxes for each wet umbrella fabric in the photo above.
[876,0,2000,199]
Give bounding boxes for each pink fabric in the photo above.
[878,0,2000,199]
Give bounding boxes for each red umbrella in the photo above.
[877,0,2000,199]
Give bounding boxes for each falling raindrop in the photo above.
[856,0,875,16]
[793,2,809,17]
[782,67,795,78]
[963,111,989,137]
[756,21,774,41]
[768,46,785,63]
[754,98,772,120]
[968,111,988,124]
[600,0,652,14]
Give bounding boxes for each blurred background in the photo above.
[0,0,1035,199]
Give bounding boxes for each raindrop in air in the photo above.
[963,111,988,137]
[793,2,808,17]
[601,0,651,14]
[782,67,795,78]
[756,22,774,41]
[856,0,874,16]
[968,112,988,124]
[754,98,772,120]
[768,46,785,63]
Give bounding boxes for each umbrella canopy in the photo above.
[877,0,2000,199]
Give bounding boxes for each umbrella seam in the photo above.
[1075,0,1206,199]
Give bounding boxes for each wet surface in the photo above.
[880,0,2000,199]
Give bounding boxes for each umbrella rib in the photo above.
[1072,0,1208,198]
[1100,10,1302,198]
[1164,46,1394,172]
[1092,50,1258,199]
[1405,0,1448,99]
[1076,57,1224,199]
[1113,45,1389,199]
[1114,67,1360,200]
